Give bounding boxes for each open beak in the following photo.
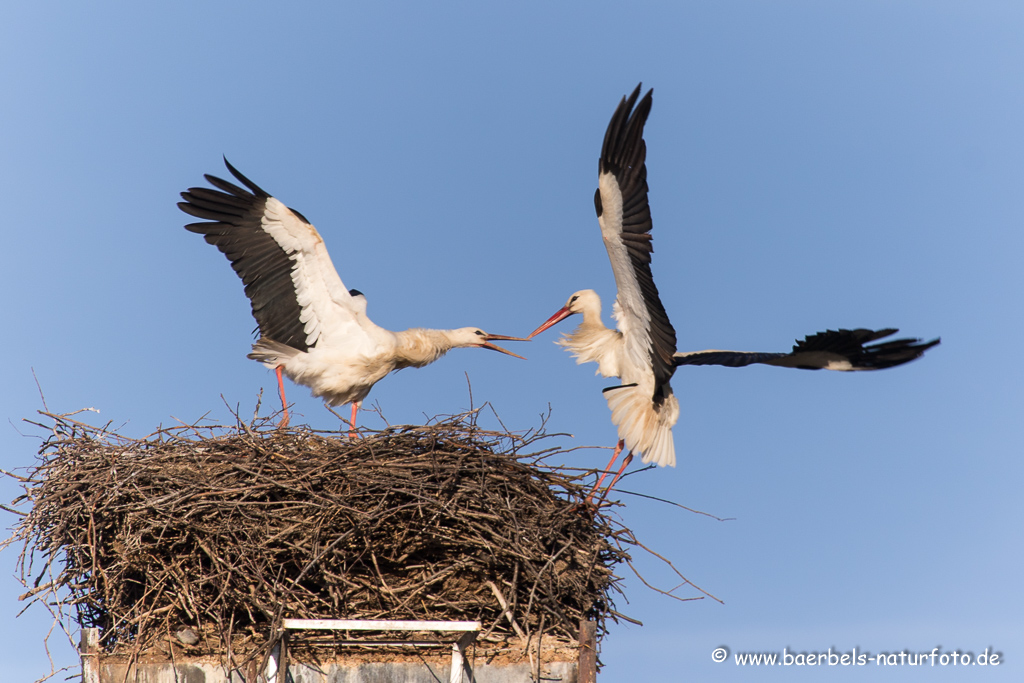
[527,306,573,339]
[480,334,530,360]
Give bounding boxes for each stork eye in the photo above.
[475,330,485,336]
[570,296,578,304]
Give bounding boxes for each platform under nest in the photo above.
[4,408,653,666]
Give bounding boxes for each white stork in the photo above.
[179,160,526,429]
[529,85,939,491]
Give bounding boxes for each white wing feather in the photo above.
[598,172,655,387]
[261,198,385,355]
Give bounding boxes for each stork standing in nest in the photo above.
[529,85,939,495]
[180,160,526,430]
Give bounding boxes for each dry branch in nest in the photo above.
[3,408,686,671]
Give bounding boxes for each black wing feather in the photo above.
[673,350,791,368]
[600,84,678,400]
[673,328,940,370]
[791,328,941,370]
[179,159,312,352]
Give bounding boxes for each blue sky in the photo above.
[1,1,1021,680]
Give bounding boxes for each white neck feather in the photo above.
[393,328,459,369]
[558,304,623,378]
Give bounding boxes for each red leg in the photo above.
[275,366,289,428]
[599,452,634,503]
[586,440,624,504]
[348,402,359,439]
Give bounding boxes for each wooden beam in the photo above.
[275,632,288,683]
[578,619,597,683]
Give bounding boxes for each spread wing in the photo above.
[179,159,373,352]
[595,84,677,401]
[673,328,940,371]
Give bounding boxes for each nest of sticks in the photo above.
[3,407,686,669]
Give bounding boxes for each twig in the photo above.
[485,581,525,639]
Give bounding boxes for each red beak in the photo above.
[527,306,574,339]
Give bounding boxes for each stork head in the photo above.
[527,289,600,339]
[451,328,528,359]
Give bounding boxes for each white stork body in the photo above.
[248,327,513,408]
[538,290,680,468]
[179,161,524,425]
[529,85,939,472]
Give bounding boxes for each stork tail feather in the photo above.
[602,384,678,467]
[248,338,302,369]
